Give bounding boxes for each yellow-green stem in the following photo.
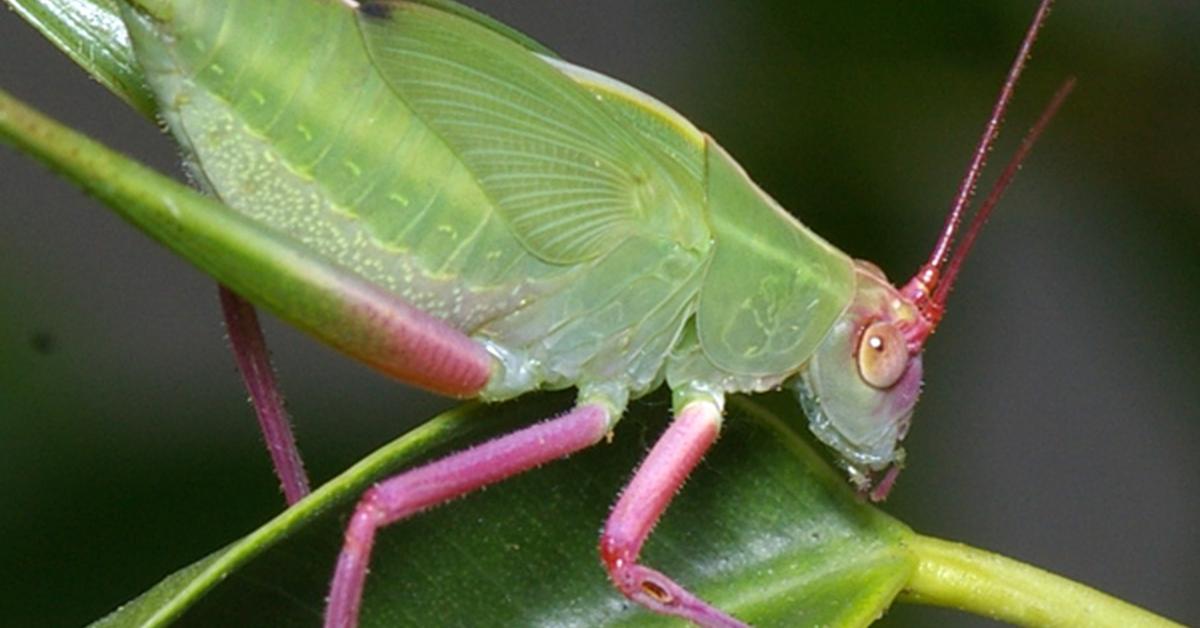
[900,534,1182,627]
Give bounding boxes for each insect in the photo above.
[0,0,1084,626]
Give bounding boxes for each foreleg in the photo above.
[600,400,747,628]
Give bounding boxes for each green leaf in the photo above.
[3,0,156,117]
[92,392,915,627]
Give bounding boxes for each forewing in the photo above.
[393,0,557,56]
[357,2,698,263]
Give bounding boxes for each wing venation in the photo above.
[358,3,699,263]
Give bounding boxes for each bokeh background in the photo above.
[2,1,1197,625]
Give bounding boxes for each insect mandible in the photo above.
[0,0,1075,626]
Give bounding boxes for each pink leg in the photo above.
[219,285,310,505]
[600,401,747,628]
[868,463,903,503]
[216,272,495,505]
[324,403,613,628]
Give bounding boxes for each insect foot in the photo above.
[599,401,747,627]
[601,554,749,628]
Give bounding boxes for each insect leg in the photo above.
[323,402,615,628]
[600,400,747,628]
[218,285,310,505]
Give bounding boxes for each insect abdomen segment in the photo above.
[126,1,557,329]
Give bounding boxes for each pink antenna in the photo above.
[903,0,1057,326]
[932,77,1076,308]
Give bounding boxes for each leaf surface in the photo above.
[4,0,155,116]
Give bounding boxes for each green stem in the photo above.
[900,534,1182,627]
[5,0,157,117]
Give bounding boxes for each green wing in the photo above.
[357,2,705,263]
[387,0,557,57]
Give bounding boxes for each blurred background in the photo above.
[1,1,1197,625]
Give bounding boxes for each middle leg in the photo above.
[324,402,615,628]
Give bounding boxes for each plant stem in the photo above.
[900,534,1182,627]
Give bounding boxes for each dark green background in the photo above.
[1,1,1197,626]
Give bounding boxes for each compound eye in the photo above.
[857,321,908,389]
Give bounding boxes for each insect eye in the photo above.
[856,321,908,389]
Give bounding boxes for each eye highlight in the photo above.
[857,321,908,389]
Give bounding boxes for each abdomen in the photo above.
[126,0,706,399]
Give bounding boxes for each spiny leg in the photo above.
[600,400,746,628]
[218,285,309,505]
[215,257,495,506]
[324,403,614,628]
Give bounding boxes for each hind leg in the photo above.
[216,273,496,507]
[219,285,310,505]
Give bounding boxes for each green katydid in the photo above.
[0,0,1078,625]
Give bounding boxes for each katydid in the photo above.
[0,0,1075,625]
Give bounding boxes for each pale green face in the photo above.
[791,263,926,497]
